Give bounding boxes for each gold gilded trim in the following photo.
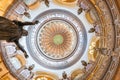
[35,71,59,80]
[53,0,77,7]
[28,0,40,10]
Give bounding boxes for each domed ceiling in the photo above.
[0,0,120,80]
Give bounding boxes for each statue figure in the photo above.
[17,64,35,79]
[61,71,71,80]
[77,7,83,15]
[23,11,31,18]
[81,60,93,72]
[77,0,90,12]
[41,0,49,7]
[0,16,39,58]
[15,5,31,18]
[44,0,49,7]
[28,64,35,71]
[88,23,100,36]
[88,28,96,33]
[81,60,87,67]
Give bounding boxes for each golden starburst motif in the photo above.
[38,20,77,59]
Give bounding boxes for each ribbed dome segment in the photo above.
[39,20,77,59]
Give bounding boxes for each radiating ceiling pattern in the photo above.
[0,0,120,80]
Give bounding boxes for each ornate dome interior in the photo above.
[0,0,120,80]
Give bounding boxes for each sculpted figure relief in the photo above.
[0,16,39,58]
